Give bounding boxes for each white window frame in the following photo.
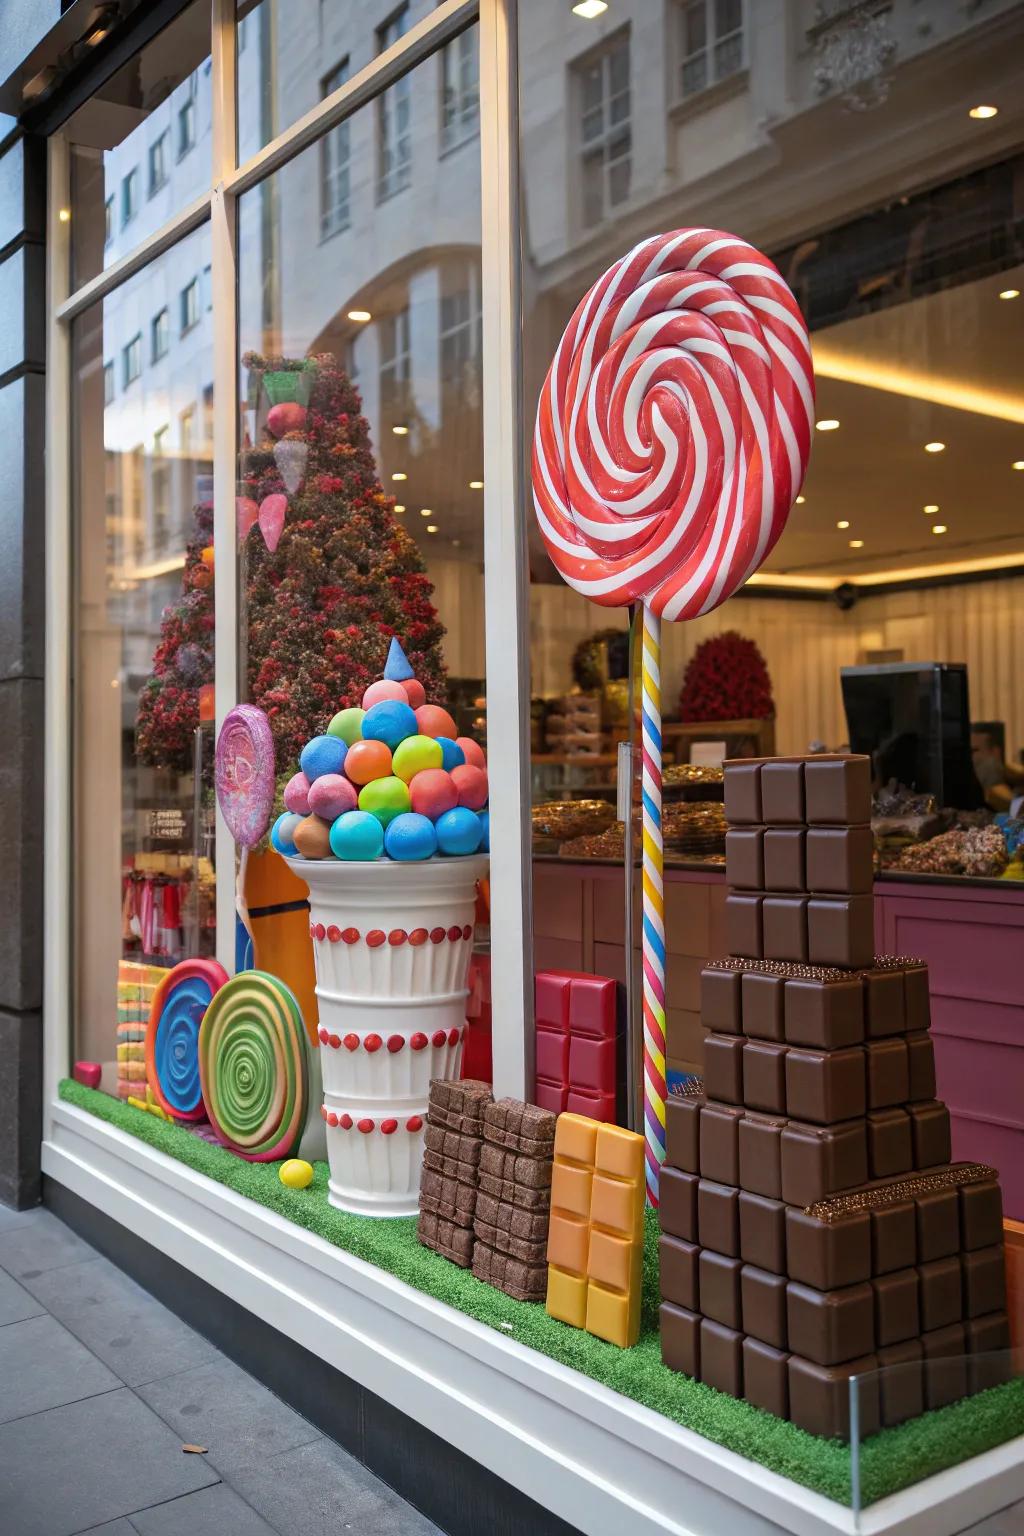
[677,0,745,101]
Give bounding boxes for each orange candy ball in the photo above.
[292,814,333,859]
[415,704,458,739]
[344,739,392,785]
[402,678,426,709]
[456,736,486,768]
[409,768,458,820]
[451,763,488,810]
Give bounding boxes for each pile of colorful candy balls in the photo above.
[271,639,488,862]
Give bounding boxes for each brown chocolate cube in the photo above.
[873,1268,919,1345]
[741,971,785,1042]
[909,1101,951,1169]
[807,896,874,970]
[725,827,764,890]
[659,1234,700,1311]
[417,1211,475,1266]
[741,1264,788,1349]
[961,1247,1006,1319]
[761,760,806,824]
[723,760,764,825]
[916,1187,960,1262]
[862,969,906,1038]
[483,1098,556,1158]
[738,1192,787,1275]
[922,1322,967,1409]
[965,1313,1012,1394]
[471,1242,546,1301]
[785,1046,865,1125]
[660,1301,700,1377]
[785,1208,871,1290]
[906,1032,936,1101]
[666,1094,702,1174]
[865,1039,909,1110]
[904,965,931,1032]
[738,1114,785,1199]
[701,967,742,1034]
[700,1319,743,1398]
[703,1033,744,1105]
[763,828,806,892]
[920,1256,963,1331]
[699,1102,743,1185]
[787,1280,875,1366]
[959,1180,1003,1251]
[727,894,764,960]
[742,1339,789,1418]
[806,825,873,895]
[871,1203,916,1276]
[700,1249,742,1330]
[784,978,863,1051]
[780,1119,868,1208]
[867,1108,913,1179]
[804,755,872,826]
[788,1353,880,1440]
[659,1166,698,1242]
[878,1339,924,1426]
[762,897,808,963]
[698,1179,739,1257]
[428,1077,493,1134]
[743,1041,788,1115]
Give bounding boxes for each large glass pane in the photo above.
[72,225,215,1098]
[67,3,211,290]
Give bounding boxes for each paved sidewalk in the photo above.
[0,1202,442,1536]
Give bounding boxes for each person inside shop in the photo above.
[971,723,1024,814]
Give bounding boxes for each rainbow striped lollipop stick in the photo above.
[640,604,667,1205]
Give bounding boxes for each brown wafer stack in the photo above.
[418,1079,493,1267]
[471,1099,556,1300]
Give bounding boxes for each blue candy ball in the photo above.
[436,735,466,772]
[329,810,384,861]
[384,812,437,862]
[478,810,489,852]
[435,806,483,857]
[299,734,347,783]
[271,812,303,856]
[361,700,418,751]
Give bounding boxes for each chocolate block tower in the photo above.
[471,1098,556,1300]
[418,1079,493,1266]
[659,755,1011,1438]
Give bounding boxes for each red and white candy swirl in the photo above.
[532,228,814,619]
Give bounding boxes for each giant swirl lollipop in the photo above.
[198,971,309,1161]
[533,228,814,1203]
[146,958,229,1122]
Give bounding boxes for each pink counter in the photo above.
[533,859,1024,1219]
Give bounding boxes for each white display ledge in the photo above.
[43,1102,1024,1536]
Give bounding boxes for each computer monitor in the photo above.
[840,661,983,809]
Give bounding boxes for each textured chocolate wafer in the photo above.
[484,1098,557,1158]
[428,1078,493,1134]
[472,1240,547,1301]
[418,1166,478,1225]
[478,1141,553,1207]
[418,1210,475,1267]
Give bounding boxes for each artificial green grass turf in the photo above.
[61,1078,1024,1507]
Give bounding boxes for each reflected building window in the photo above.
[678,0,744,100]
[178,85,197,159]
[377,8,412,200]
[180,403,195,452]
[577,31,631,229]
[320,60,351,238]
[104,196,113,246]
[103,360,114,406]
[121,167,139,228]
[152,425,170,553]
[440,266,482,403]
[180,277,200,335]
[441,26,479,153]
[151,307,169,363]
[379,306,412,420]
[149,130,169,196]
[122,332,142,388]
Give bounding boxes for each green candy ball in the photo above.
[327,707,365,746]
[358,774,412,826]
[392,733,443,784]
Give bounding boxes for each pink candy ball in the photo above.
[415,704,459,740]
[451,763,488,810]
[409,768,458,820]
[402,678,426,709]
[283,772,312,816]
[457,736,486,768]
[267,402,307,438]
[308,773,358,821]
[362,678,409,709]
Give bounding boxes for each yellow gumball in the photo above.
[392,733,443,784]
[279,1158,314,1190]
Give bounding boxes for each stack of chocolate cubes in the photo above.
[472,1100,556,1302]
[659,754,1010,1438]
[418,1079,492,1267]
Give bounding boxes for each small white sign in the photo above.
[690,740,726,768]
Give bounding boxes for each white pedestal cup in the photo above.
[286,853,488,1216]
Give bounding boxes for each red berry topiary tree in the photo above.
[678,631,774,722]
[135,502,215,769]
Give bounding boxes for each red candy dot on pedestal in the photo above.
[448,1027,460,1046]
[309,924,315,938]
[343,1033,359,1051]
[327,1112,339,1127]
[314,923,326,941]
[430,927,445,944]
[381,1119,398,1135]
[318,1028,329,1045]
[327,925,341,943]
[320,1104,328,1120]
[462,924,472,940]
[409,928,428,946]
[340,1113,353,1130]
[410,1032,428,1051]
[357,1118,375,1134]
[431,1029,447,1047]
[329,1034,341,1050]
[364,1033,382,1053]
[367,930,386,947]
[406,1115,424,1132]
[388,929,407,946]
[386,1034,405,1053]
[342,928,359,944]
[447,925,461,942]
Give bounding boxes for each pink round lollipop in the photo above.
[532,227,813,620]
[409,768,457,820]
[362,679,408,709]
[402,678,426,709]
[308,773,357,821]
[456,736,486,769]
[283,772,311,816]
[216,704,276,847]
[451,763,488,811]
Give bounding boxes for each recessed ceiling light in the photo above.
[795,495,806,504]
[1013,461,1024,471]
[58,207,71,223]
[932,524,948,535]
[393,504,405,513]
[420,508,432,517]
[837,520,849,529]
[923,504,939,514]
[392,425,409,435]
[815,419,840,431]
[426,524,438,533]
[347,309,372,323]
[968,104,998,119]
[452,538,462,547]
[469,479,484,490]
[572,0,608,17]
[924,441,945,453]
[849,539,864,549]
[999,289,1020,300]
[391,472,407,481]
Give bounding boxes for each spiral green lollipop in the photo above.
[198,971,309,1161]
